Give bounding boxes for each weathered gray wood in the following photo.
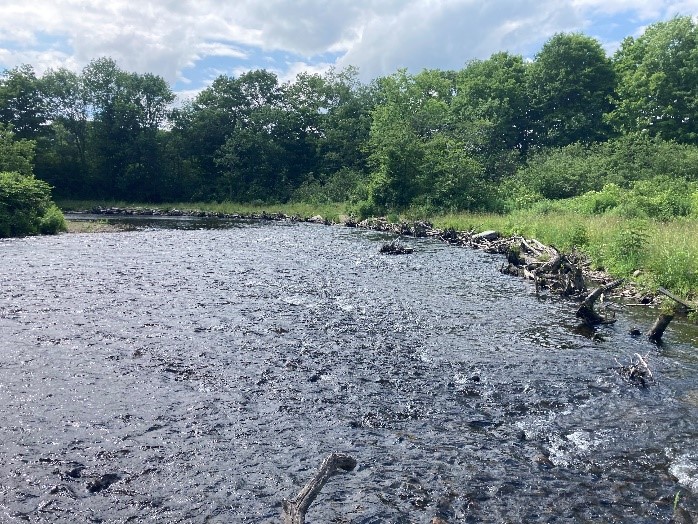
[658,287,695,311]
[472,230,499,241]
[536,249,562,275]
[282,453,357,524]
[576,279,624,326]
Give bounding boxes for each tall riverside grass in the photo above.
[430,210,698,299]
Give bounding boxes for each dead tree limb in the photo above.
[646,288,695,343]
[536,249,562,275]
[658,287,695,311]
[576,279,624,326]
[282,453,357,524]
[647,313,674,344]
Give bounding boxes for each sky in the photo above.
[1,0,697,102]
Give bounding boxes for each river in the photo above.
[0,217,696,523]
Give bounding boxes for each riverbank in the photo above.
[58,200,697,306]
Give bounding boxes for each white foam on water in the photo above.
[669,452,698,493]
[548,429,613,467]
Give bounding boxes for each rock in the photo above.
[534,454,554,468]
[308,215,325,224]
[472,230,499,241]
[633,269,642,277]
[86,473,120,493]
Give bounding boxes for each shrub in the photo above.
[39,204,67,234]
[613,177,695,220]
[605,222,649,274]
[512,143,605,200]
[0,171,65,237]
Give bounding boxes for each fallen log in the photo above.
[282,453,357,524]
[536,249,562,275]
[646,288,695,343]
[576,279,624,326]
[658,287,695,312]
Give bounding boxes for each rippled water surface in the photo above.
[1,219,697,523]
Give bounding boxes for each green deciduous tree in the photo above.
[0,125,64,237]
[317,67,375,176]
[0,65,47,139]
[609,16,698,143]
[422,134,488,210]
[0,123,35,176]
[40,67,90,193]
[366,68,491,213]
[81,57,174,199]
[452,52,530,177]
[527,33,615,148]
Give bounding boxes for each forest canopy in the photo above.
[2,17,698,219]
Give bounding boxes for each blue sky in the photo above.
[1,1,696,102]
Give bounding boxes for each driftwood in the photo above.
[576,279,624,326]
[282,453,357,524]
[658,287,695,312]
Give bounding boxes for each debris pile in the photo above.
[380,238,414,255]
[615,353,655,388]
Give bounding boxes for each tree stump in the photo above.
[647,313,674,343]
[576,279,624,326]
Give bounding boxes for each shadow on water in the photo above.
[0,217,696,522]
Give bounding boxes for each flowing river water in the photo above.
[1,217,697,523]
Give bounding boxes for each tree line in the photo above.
[2,16,698,218]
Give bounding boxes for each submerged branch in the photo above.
[282,453,357,524]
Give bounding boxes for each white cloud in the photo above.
[0,0,697,86]
[337,0,583,78]
[278,61,336,83]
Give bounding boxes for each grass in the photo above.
[430,209,698,299]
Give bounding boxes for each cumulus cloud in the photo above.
[0,0,696,88]
[337,0,583,78]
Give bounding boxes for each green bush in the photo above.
[613,177,695,220]
[509,136,698,210]
[39,204,67,234]
[568,184,623,214]
[292,168,366,205]
[604,223,649,275]
[0,171,66,237]
[512,143,605,200]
